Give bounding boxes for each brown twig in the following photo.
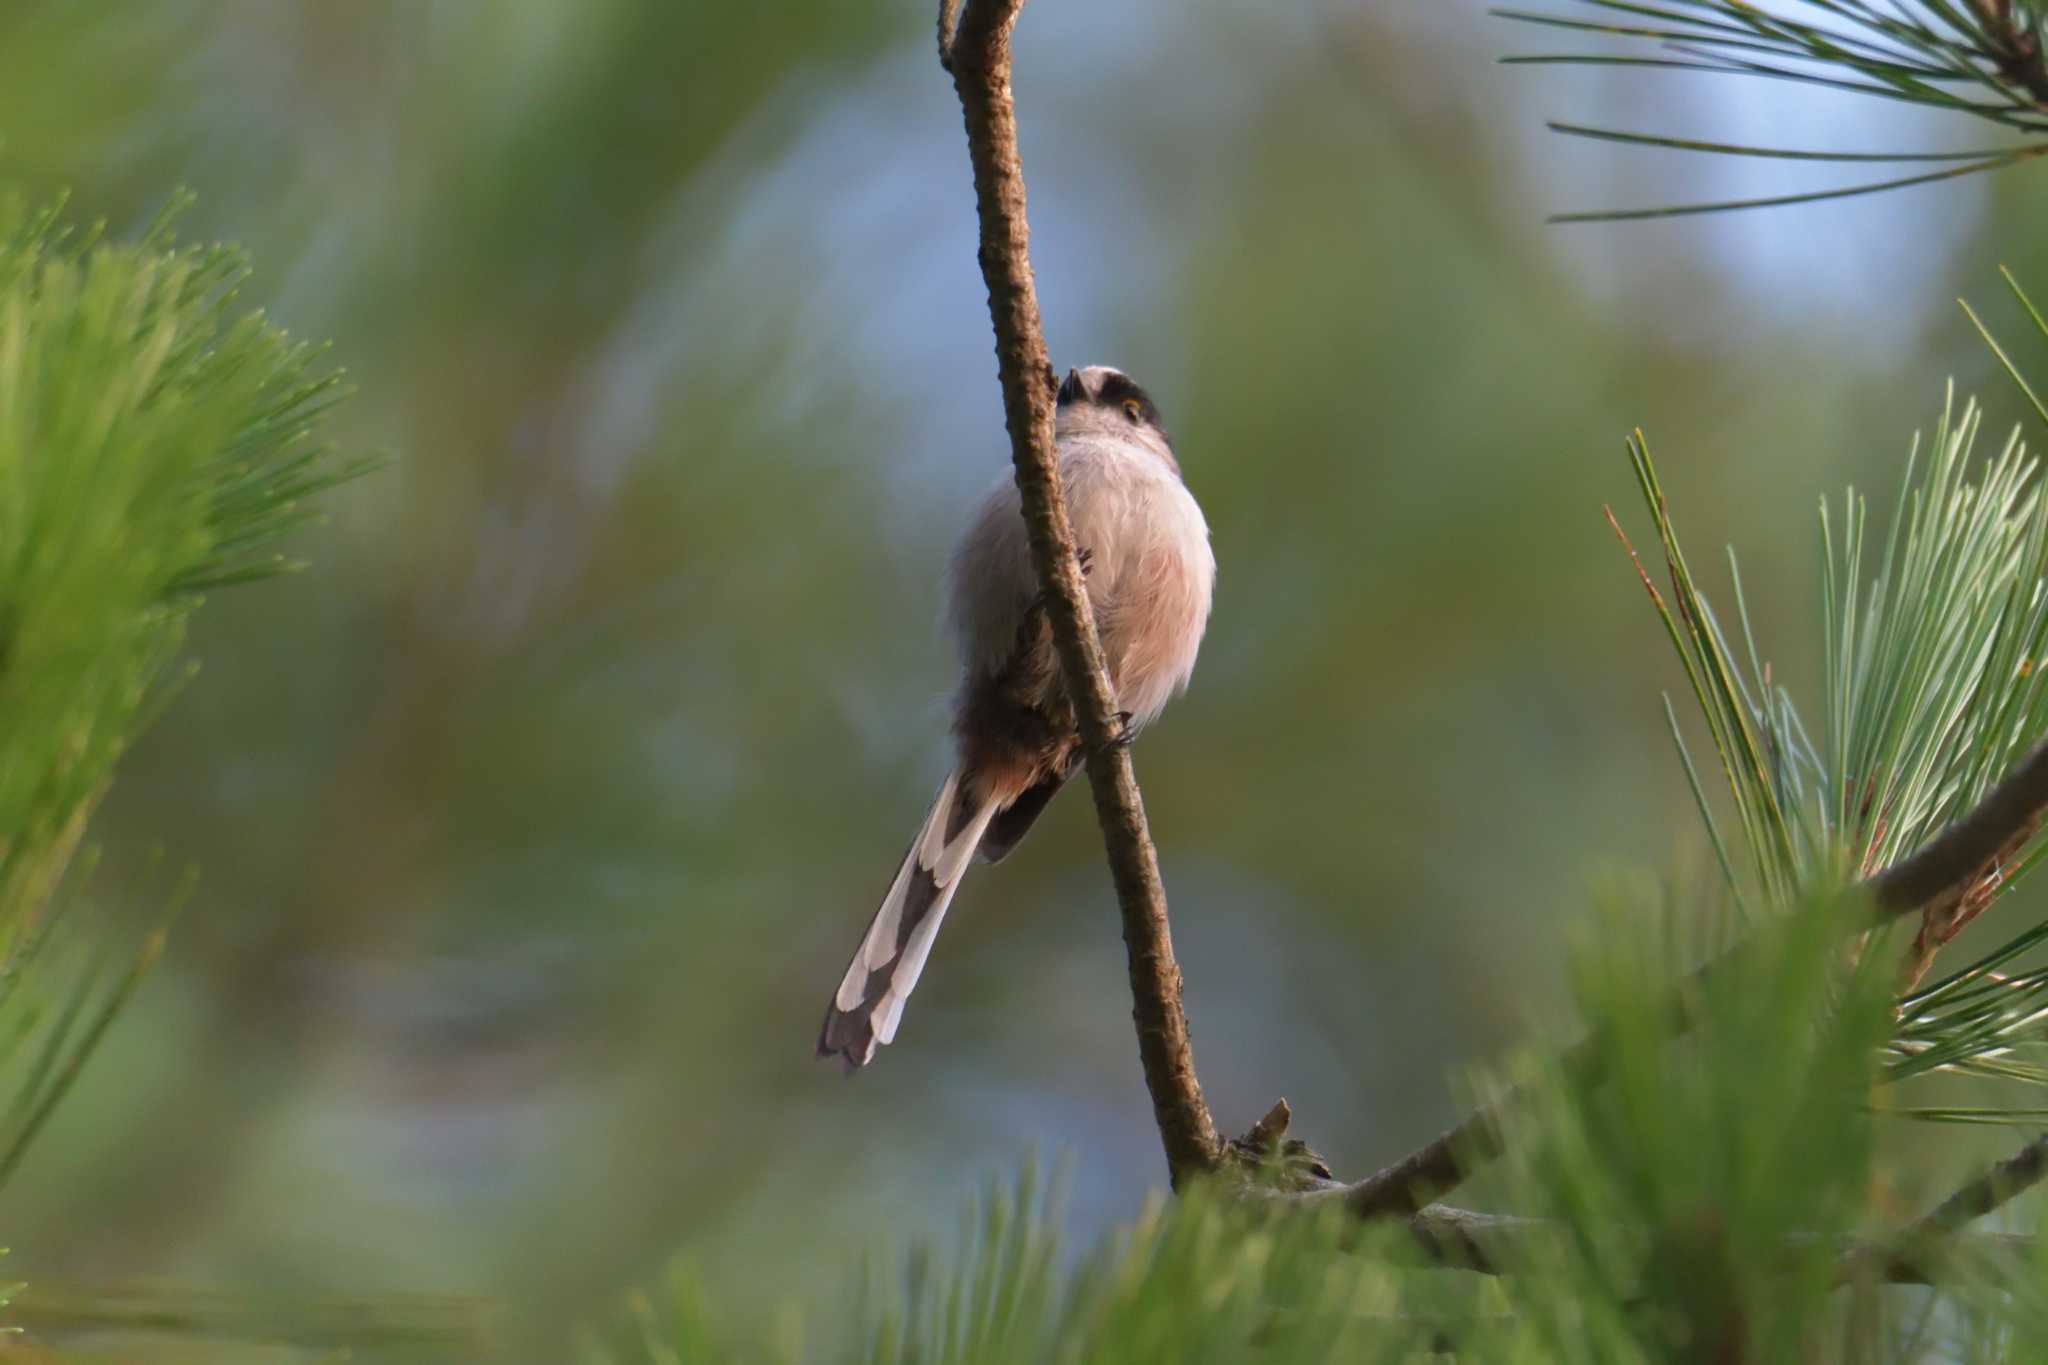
[1910,1131,2048,1238]
[1236,1174,2032,1288]
[1249,1108,2048,1291]
[1878,741,2048,989]
[937,0,961,72]
[1833,1131,2048,1284]
[941,0,1221,1183]
[1242,1098,1294,1154]
[1335,739,2048,1220]
[1889,752,2046,987]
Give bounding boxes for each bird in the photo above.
[817,365,1215,1069]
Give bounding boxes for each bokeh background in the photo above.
[4,0,2048,1357]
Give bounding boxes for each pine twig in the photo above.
[1835,1130,2048,1282]
[1337,739,2048,1220]
[937,0,961,72]
[941,0,1221,1183]
[1972,0,2048,113]
[1910,1131,2048,1238]
[1239,1177,2033,1287]
[1870,743,2048,914]
[1880,741,2048,991]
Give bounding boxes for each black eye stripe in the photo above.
[1091,372,1163,428]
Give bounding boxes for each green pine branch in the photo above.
[0,195,501,1358]
[0,191,371,1196]
[1593,268,2048,1111]
[1501,0,2048,217]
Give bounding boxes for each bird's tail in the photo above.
[818,772,1000,1070]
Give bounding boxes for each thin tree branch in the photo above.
[1872,742,2048,915]
[1401,1203,1543,1276]
[938,0,961,72]
[1909,1131,2048,1237]
[1239,1178,2033,1287]
[1882,741,2048,989]
[1422,1207,2035,1287]
[942,0,1221,1182]
[1849,1233,2038,1285]
[1335,739,2048,1220]
[1834,1131,2048,1283]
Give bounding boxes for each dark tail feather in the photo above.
[977,761,1078,864]
[818,773,997,1070]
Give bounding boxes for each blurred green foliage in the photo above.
[580,894,2029,1362]
[0,190,372,1352]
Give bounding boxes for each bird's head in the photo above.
[1055,365,1178,473]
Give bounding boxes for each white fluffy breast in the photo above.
[947,433,1214,729]
[1061,436,1215,727]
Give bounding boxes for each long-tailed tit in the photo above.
[818,366,1215,1069]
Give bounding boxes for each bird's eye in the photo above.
[1122,399,1144,424]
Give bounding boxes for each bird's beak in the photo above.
[1055,368,1083,407]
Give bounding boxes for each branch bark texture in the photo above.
[942,0,1221,1182]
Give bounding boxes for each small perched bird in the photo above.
[818,366,1215,1069]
